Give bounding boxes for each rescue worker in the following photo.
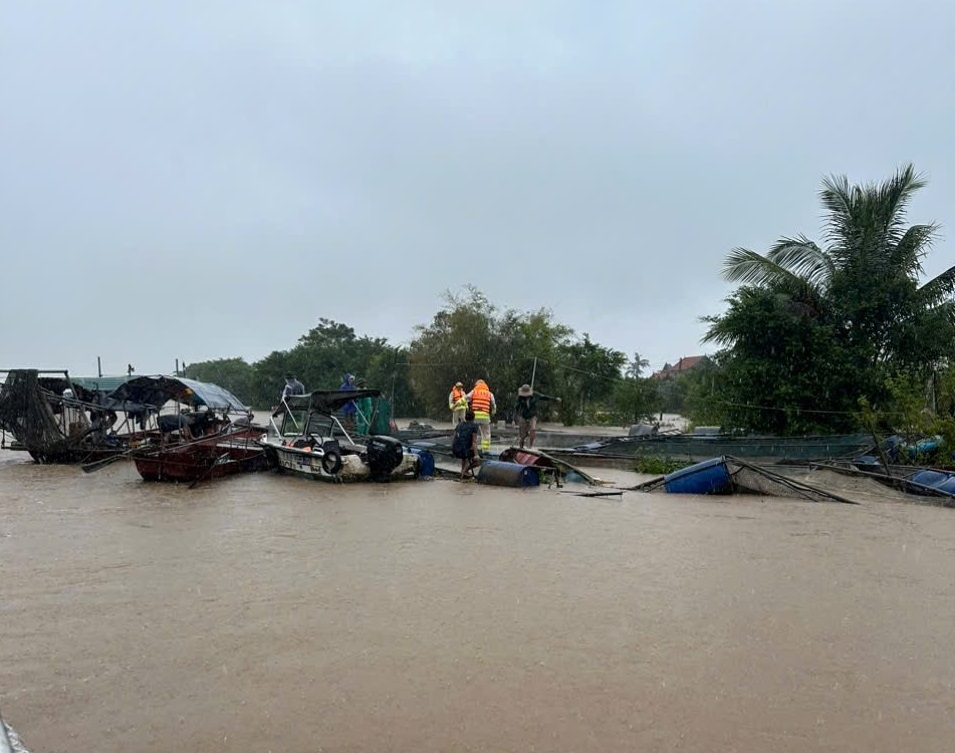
[465,378,496,454]
[448,381,468,425]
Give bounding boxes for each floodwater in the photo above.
[1,447,954,753]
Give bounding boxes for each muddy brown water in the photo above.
[2,448,955,752]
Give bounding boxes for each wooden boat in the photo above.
[260,389,426,482]
[0,368,141,463]
[101,375,267,483]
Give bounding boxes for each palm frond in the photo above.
[765,235,834,289]
[721,248,785,286]
[892,222,940,275]
[917,264,955,308]
[875,163,927,249]
[819,173,857,251]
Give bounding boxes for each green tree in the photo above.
[408,287,573,419]
[554,335,626,425]
[706,164,955,434]
[183,358,255,405]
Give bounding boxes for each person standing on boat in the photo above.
[514,384,561,449]
[339,373,357,432]
[282,374,305,400]
[465,379,496,454]
[448,381,468,425]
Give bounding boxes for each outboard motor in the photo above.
[365,435,405,481]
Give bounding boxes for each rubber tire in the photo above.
[321,451,343,476]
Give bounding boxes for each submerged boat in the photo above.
[817,458,955,505]
[260,389,427,482]
[95,375,267,483]
[0,368,139,463]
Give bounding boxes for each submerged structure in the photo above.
[635,456,857,504]
[0,369,133,463]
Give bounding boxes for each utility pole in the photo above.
[97,356,102,378]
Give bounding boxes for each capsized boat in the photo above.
[99,375,267,483]
[260,389,428,482]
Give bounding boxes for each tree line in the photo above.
[185,164,955,451]
[184,287,659,427]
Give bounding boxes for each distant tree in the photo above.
[183,358,255,405]
[625,352,650,379]
[408,287,573,419]
[554,334,626,425]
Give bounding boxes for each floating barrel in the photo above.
[663,457,733,495]
[933,476,955,495]
[477,460,540,488]
[409,447,435,477]
[909,469,949,489]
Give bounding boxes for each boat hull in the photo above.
[261,441,420,482]
[132,432,267,483]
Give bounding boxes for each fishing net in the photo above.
[0,370,92,460]
[633,456,857,504]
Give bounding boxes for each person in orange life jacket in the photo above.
[514,383,561,449]
[465,379,496,453]
[448,381,468,425]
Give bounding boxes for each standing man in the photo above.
[283,374,305,400]
[448,381,468,425]
[339,373,357,432]
[514,384,561,449]
[466,378,496,454]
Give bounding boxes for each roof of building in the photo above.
[652,355,705,380]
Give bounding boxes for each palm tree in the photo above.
[715,164,955,370]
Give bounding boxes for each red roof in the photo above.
[652,355,704,380]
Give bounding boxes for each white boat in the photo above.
[259,389,422,482]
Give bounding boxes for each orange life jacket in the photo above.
[470,382,491,413]
[451,386,466,403]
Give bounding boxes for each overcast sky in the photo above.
[2,0,953,378]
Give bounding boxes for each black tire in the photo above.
[321,450,343,476]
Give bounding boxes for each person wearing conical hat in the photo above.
[514,383,561,449]
[465,379,496,453]
[448,381,468,425]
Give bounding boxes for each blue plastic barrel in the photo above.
[909,470,948,489]
[410,447,435,477]
[477,460,540,487]
[933,476,955,495]
[663,457,733,495]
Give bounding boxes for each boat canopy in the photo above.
[283,388,382,414]
[70,375,137,394]
[106,375,249,413]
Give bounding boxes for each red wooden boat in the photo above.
[106,375,268,484]
[133,425,268,483]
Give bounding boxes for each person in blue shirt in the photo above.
[339,373,357,432]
